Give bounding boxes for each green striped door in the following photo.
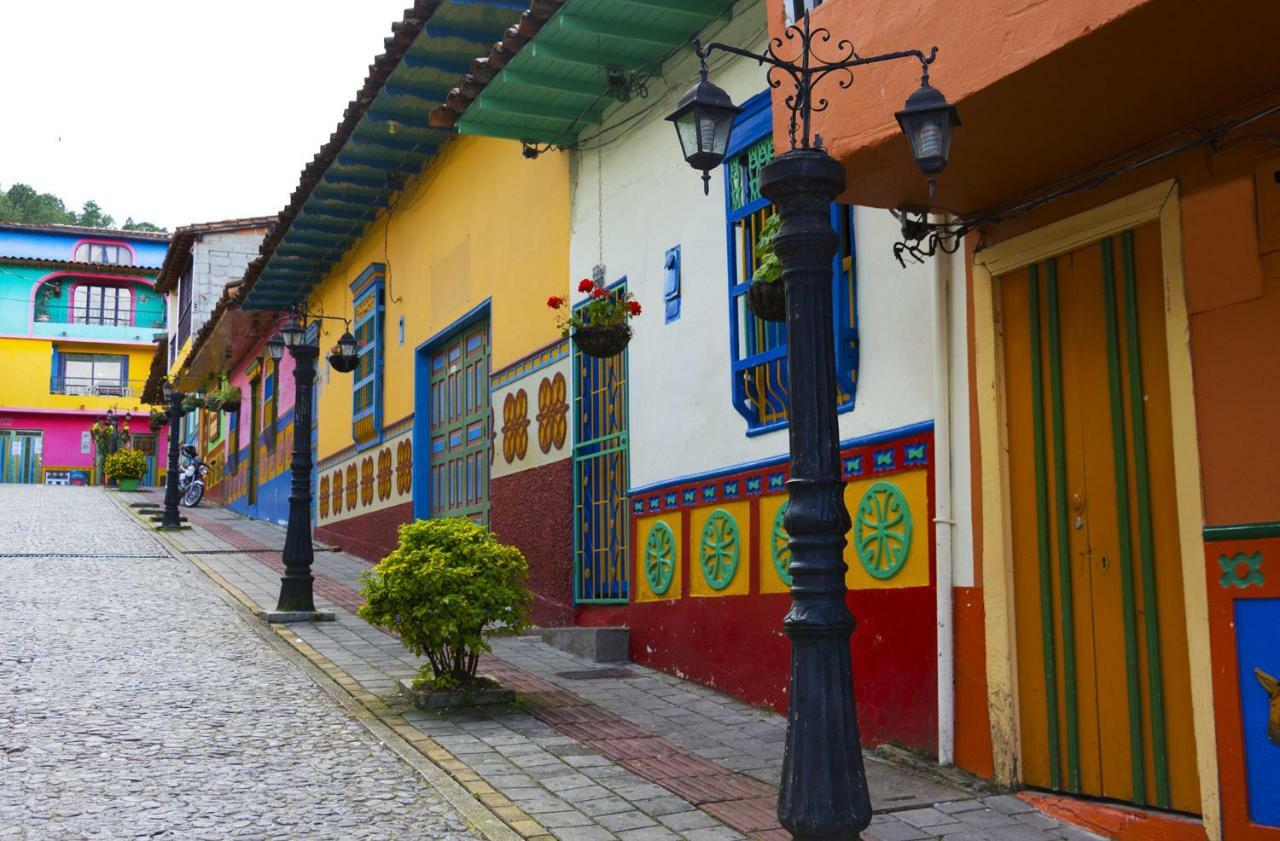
[428,321,490,522]
[0,430,43,484]
[1001,223,1199,812]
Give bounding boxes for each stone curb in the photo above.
[109,493,546,841]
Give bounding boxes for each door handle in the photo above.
[1100,554,1109,571]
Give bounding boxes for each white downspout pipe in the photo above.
[932,216,955,766]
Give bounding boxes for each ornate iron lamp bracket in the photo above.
[694,13,938,152]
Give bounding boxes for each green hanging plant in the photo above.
[751,213,782,285]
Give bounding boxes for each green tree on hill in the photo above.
[0,183,167,232]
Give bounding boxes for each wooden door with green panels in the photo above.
[1001,223,1198,812]
[428,321,490,522]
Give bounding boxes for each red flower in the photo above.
[627,300,642,316]
[591,287,607,299]
[547,295,564,309]
[578,278,595,293]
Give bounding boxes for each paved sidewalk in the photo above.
[123,490,1103,841]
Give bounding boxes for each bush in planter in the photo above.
[104,449,148,483]
[359,518,532,690]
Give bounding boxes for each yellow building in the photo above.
[203,0,575,622]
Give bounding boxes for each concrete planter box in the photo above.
[398,677,514,710]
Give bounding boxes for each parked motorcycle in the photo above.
[178,445,208,507]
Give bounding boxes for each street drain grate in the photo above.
[556,668,636,680]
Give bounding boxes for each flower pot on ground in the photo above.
[358,518,532,702]
[548,278,643,360]
[104,449,148,490]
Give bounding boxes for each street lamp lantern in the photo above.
[895,79,961,197]
[669,15,959,841]
[266,333,286,362]
[666,62,740,195]
[162,379,173,402]
[327,329,360,373]
[281,316,306,348]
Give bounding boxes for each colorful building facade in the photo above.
[0,222,170,484]
[788,0,1280,836]
[438,0,955,754]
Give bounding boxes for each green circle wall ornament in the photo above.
[644,521,676,596]
[854,481,912,579]
[771,502,793,586]
[700,509,740,590]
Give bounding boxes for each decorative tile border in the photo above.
[491,338,569,390]
[630,422,933,517]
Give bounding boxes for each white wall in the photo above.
[567,0,939,490]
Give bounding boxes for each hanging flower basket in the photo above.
[571,324,632,359]
[747,281,786,322]
[220,399,241,415]
[550,278,642,360]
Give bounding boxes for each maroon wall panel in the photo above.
[492,458,574,628]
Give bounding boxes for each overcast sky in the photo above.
[0,1,414,229]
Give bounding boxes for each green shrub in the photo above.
[359,518,532,688]
[104,449,148,481]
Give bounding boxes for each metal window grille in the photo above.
[725,102,858,434]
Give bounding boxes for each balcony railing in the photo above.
[34,303,166,330]
[51,378,150,399]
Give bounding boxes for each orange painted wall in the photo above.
[767,0,1280,212]
[953,586,993,779]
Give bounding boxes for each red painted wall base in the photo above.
[492,459,574,628]
[577,586,938,753]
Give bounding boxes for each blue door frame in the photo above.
[413,300,492,522]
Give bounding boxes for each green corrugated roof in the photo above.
[457,0,738,145]
[241,0,528,311]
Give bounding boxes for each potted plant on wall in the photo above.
[747,213,786,322]
[104,449,148,492]
[204,382,241,415]
[549,278,642,359]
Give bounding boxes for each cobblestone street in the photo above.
[0,486,481,840]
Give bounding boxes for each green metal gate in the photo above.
[573,290,630,603]
[0,430,43,484]
[428,320,491,522]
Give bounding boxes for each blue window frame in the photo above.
[351,264,386,449]
[725,90,858,435]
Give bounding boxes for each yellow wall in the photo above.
[0,337,156,414]
[309,135,569,460]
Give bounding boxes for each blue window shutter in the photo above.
[664,246,681,323]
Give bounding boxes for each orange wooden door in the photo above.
[1001,223,1199,812]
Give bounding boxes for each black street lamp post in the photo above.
[160,381,184,529]
[668,15,958,841]
[272,319,321,613]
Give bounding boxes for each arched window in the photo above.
[73,241,133,266]
[72,283,133,326]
